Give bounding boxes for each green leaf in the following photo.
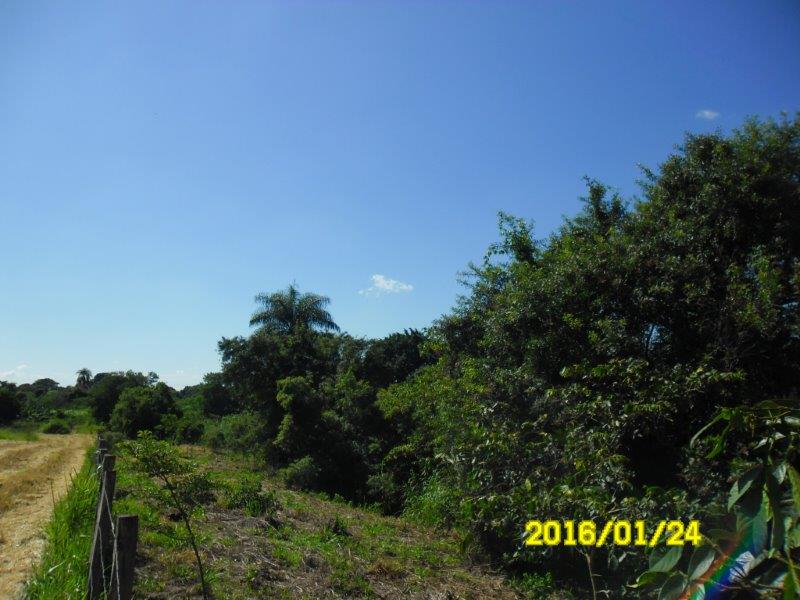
[728,466,763,511]
[787,465,800,511]
[739,498,769,555]
[630,570,670,589]
[687,546,715,581]
[658,573,686,600]
[786,576,798,600]
[766,469,786,551]
[773,463,787,485]
[649,546,683,573]
[690,408,730,448]
[706,425,732,459]
[786,555,800,600]
[789,520,800,549]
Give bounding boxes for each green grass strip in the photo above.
[24,452,98,600]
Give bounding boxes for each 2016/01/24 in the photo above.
[524,520,702,547]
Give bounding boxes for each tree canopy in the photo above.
[249,284,339,334]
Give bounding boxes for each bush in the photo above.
[110,383,179,438]
[279,455,321,489]
[41,419,71,434]
[173,411,206,444]
[403,474,461,528]
[21,392,53,421]
[201,411,264,453]
[512,572,557,599]
[221,477,278,516]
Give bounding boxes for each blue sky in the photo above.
[1,1,798,389]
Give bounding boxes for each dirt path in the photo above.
[0,433,92,598]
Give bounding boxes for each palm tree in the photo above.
[250,284,339,334]
[76,368,92,391]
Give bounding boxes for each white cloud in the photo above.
[0,364,28,380]
[696,109,720,120]
[359,274,414,297]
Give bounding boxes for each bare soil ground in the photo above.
[0,433,92,598]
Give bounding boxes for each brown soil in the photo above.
[0,433,92,598]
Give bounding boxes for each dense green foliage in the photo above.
[634,399,800,599]
[110,383,179,438]
[372,116,800,594]
[89,371,151,422]
[0,381,23,423]
[0,376,92,432]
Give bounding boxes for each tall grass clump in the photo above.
[24,452,98,599]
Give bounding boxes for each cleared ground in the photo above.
[0,433,92,598]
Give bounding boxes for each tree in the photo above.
[75,368,92,392]
[0,382,22,424]
[375,115,800,594]
[200,373,236,416]
[249,284,339,334]
[122,433,214,600]
[28,378,60,397]
[357,329,429,388]
[88,371,148,422]
[110,383,179,438]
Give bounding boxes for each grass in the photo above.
[23,451,98,600]
[0,409,94,441]
[20,441,519,598]
[0,423,39,441]
[109,445,518,599]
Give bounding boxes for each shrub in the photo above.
[221,477,278,516]
[403,474,461,528]
[109,383,179,438]
[201,411,264,453]
[512,572,557,599]
[41,419,71,434]
[173,411,206,444]
[279,455,321,489]
[21,392,53,421]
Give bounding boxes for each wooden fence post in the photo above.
[87,454,117,599]
[95,435,108,467]
[109,515,139,600]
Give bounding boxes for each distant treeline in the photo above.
[3,115,799,598]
